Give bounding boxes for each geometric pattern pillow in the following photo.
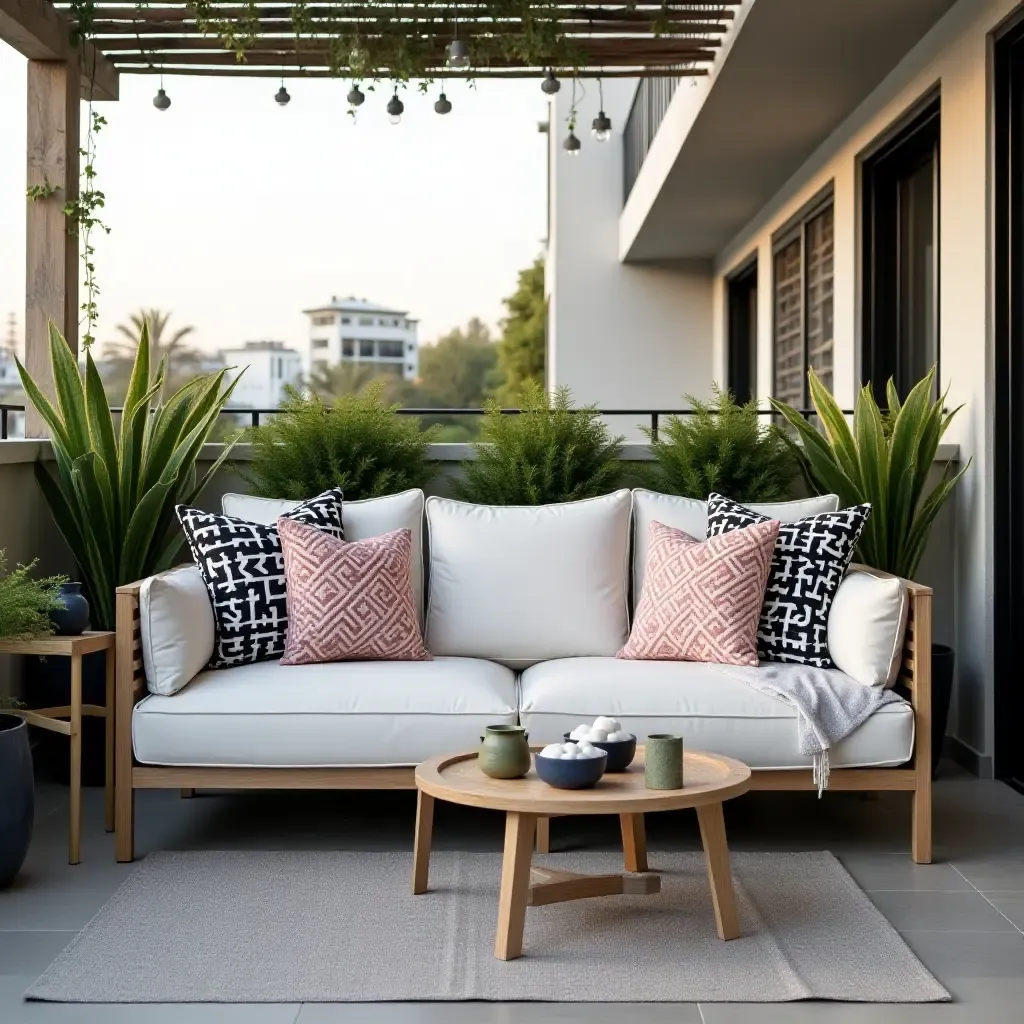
[617,519,779,666]
[278,519,430,665]
[706,493,872,668]
[176,488,344,668]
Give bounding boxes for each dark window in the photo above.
[359,340,374,358]
[377,340,405,359]
[342,339,354,357]
[726,260,758,404]
[312,338,328,349]
[862,99,940,402]
[772,201,834,407]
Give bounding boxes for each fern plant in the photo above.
[455,382,625,505]
[242,381,441,501]
[0,552,68,640]
[642,384,798,501]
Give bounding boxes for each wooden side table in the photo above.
[0,631,116,864]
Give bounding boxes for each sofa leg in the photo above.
[180,788,196,799]
[115,777,135,863]
[912,781,932,864]
[536,816,550,854]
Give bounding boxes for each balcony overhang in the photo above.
[619,0,958,263]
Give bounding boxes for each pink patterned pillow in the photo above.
[618,519,779,666]
[278,518,431,665]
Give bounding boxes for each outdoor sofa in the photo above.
[113,488,932,863]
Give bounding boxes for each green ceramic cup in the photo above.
[645,734,684,790]
[477,725,531,780]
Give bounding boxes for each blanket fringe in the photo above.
[813,749,831,797]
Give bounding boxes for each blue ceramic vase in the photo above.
[49,582,90,636]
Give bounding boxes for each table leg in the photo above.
[104,647,115,833]
[696,802,740,940]
[495,812,536,961]
[412,790,434,894]
[620,812,648,872]
[535,816,550,854]
[69,653,82,865]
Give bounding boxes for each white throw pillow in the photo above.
[631,489,840,603]
[425,491,632,667]
[140,565,215,695]
[827,566,908,688]
[222,489,426,623]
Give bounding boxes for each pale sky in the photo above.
[0,41,549,357]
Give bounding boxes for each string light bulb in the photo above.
[591,110,612,142]
[153,75,171,111]
[541,70,561,95]
[347,84,365,107]
[387,91,404,125]
[447,38,471,71]
[563,130,581,155]
[434,92,452,115]
[275,81,291,106]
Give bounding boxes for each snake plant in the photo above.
[769,367,969,581]
[16,322,240,629]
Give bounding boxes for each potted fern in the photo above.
[455,382,625,505]
[0,553,67,887]
[771,367,970,773]
[643,384,798,500]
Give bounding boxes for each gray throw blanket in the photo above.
[709,663,904,795]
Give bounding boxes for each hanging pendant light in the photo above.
[387,91,404,125]
[591,111,612,142]
[447,38,471,71]
[153,73,171,111]
[563,130,581,155]
[347,84,365,107]
[275,79,291,106]
[541,69,561,95]
[434,92,452,115]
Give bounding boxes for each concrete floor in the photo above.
[1,764,1023,1022]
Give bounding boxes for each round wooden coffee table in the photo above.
[413,746,751,960]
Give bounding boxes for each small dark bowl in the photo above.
[535,748,608,789]
[563,732,637,772]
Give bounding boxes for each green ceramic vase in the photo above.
[478,725,531,780]
[645,734,684,790]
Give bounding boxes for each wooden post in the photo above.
[25,56,79,436]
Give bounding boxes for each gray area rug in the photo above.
[27,850,949,1003]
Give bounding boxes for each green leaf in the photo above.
[14,357,71,452]
[83,352,119,507]
[47,323,90,457]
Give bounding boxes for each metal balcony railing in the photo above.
[1,404,848,444]
[623,75,683,203]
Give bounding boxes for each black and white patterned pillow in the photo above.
[176,489,344,668]
[706,493,871,668]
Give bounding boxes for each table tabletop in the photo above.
[0,631,116,657]
[416,747,751,815]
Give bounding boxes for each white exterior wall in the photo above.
[305,304,419,383]
[547,80,714,441]
[223,346,303,410]
[710,0,1019,768]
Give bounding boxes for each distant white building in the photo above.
[302,297,419,382]
[221,341,302,410]
[0,347,19,389]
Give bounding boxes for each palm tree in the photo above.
[306,361,397,400]
[104,309,201,401]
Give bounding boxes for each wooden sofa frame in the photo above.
[113,570,933,864]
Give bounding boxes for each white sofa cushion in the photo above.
[519,657,913,770]
[222,488,426,624]
[425,492,632,668]
[140,565,215,696]
[828,566,909,688]
[631,490,840,603]
[132,656,516,767]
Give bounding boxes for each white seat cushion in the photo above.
[133,657,516,767]
[519,657,913,770]
[425,491,632,668]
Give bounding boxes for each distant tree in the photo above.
[405,318,501,441]
[494,257,546,404]
[306,361,389,400]
[103,308,201,401]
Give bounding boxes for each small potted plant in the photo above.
[0,552,67,886]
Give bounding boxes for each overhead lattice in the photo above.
[56,2,742,79]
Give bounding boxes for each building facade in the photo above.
[546,0,1023,784]
[221,341,303,410]
[302,297,419,383]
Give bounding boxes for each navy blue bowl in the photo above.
[563,732,637,772]
[535,749,608,789]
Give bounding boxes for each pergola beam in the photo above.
[0,0,120,99]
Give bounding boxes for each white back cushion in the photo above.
[222,489,426,623]
[140,565,215,695]
[827,566,908,687]
[631,489,840,602]
[425,491,632,667]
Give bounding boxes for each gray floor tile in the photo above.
[297,1005,703,1023]
[866,890,1019,932]
[839,854,972,892]
[901,929,1024,979]
[0,933,76,976]
[951,858,1024,892]
[982,893,1024,932]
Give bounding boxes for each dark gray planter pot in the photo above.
[0,714,34,887]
